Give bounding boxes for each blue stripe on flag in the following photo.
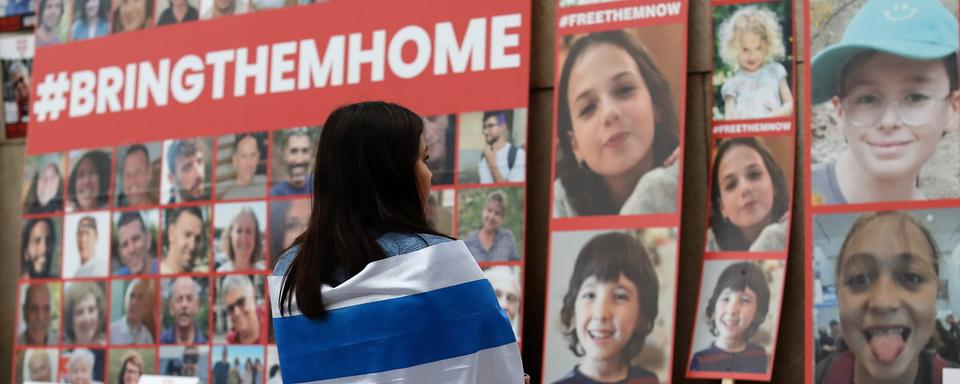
[273,279,516,382]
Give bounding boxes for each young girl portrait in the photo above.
[706,137,790,252]
[553,28,683,218]
[814,210,956,383]
[714,4,794,120]
[545,229,677,384]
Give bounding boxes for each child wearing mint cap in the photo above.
[811,0,960,206]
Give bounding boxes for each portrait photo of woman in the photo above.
[22,154,65,214]
[63,282,107,346]
[67,149,112,212]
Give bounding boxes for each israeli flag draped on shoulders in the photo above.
[268,240,524,383]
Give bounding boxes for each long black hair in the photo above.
[73,0,109,23]
[68,150,112,210]
[21,218,58,278]
[709,138,788,251]
[279,101,449,318]
[556,30,680,216]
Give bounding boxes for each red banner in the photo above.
[28,0,530,154]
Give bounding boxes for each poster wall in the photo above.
[14,0,532,382]
[1,33,32,139]
[543,1,687,383]
[686,0,795,381]
[806,0,960,383]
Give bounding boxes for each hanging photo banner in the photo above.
[543,1,687,383]
[806,0,960,383]
[14,0,531,382]
[686,0,795,381]
[1,33,33,139]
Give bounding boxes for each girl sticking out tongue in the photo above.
[816,211,951,384]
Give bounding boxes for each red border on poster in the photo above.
[685,0,797,381]
[543,1,689,383]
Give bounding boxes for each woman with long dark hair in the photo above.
[554,30,681,217]
[270,101,524,383]
[71,0,110,40]
[67,150,112,212]
[36,0,65,47]
[21,218,58,278]
[706,138,788,252]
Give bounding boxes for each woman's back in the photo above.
[271,101,523,383]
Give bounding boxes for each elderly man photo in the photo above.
[161,277,208,344]
[219,275,262,344]
[109,279,154,345]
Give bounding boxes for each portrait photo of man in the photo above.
[162,138,212,204]
[216,132,267,200]
[17,283,60,346]
[161,206,209,274]
[161,277,209,344]
[116,143,161,208]
[270,127,318,196]
[113,210,158,276]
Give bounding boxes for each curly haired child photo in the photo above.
[715,4,794,120]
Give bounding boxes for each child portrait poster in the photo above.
[705,135,795,253]
[809,0,960,205]
[806,0,960,382]
[687,258,786,380]
[551,20,687,219]
[810,208,960,383]
[546,2,687,383]
[711,0,795,122]
[543,228,677,384]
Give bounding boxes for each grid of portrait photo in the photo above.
[14,130,323,384]
[807,1,960,383]
[15,106,531,382]
[543,1,689,382]
[34,0,322,48]
[433,107,529,344]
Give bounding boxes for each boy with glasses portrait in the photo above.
[811,0,960,205]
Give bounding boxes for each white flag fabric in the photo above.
[268,240,524,383]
